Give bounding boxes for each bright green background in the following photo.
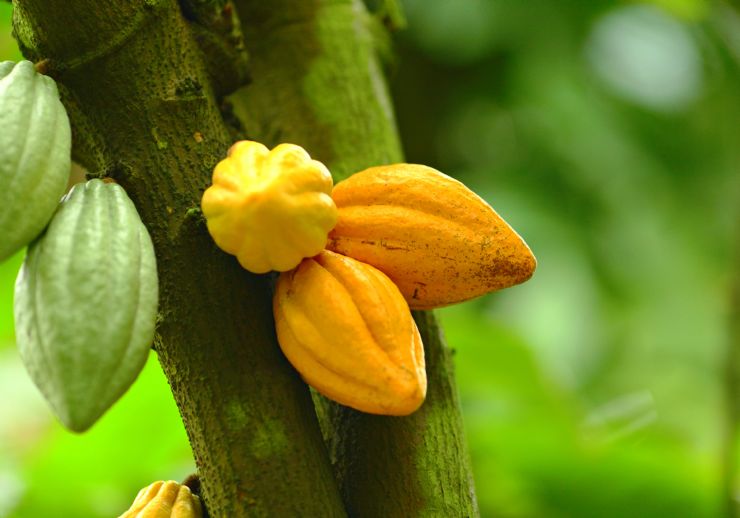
[1,1,739,516]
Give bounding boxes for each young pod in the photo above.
[273,250,426,416]
[201,141,337,273]
[14,179,159,432]
[119,481,202,518]
[327,164,537,309]
[0,60,71,261]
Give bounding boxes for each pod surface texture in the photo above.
[0,60,71,261]
[201,140,337,273]
[328,164,537,309]
[14,179,159,432]
[274,250,426,416]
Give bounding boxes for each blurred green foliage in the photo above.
[392,0,739,516]
[1,0,739,516]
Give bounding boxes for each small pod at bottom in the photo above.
[119,480,203,518]
[273,250,426,416]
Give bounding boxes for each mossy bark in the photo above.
[230,1,479,515]
[12,0,478,515]
[12,1,345,516]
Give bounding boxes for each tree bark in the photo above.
[230,1,479,515]
[12,1,345,516]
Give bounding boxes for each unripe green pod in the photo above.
[14,179,159,432]
[0,60,71,261]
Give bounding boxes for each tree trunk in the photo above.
[12,0,478,515]
[230,1,479,515]
[12,2,344,516]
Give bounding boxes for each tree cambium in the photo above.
[0,60,70,261]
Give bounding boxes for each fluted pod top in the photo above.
[201,140,338,273]
[274,250,427,416]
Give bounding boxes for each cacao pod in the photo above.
[14,179,159,432]
[273,250,426,415]
[327,164,536,309]
[0,60,71,261]
[119,481,203,518]
[201,140,337,273]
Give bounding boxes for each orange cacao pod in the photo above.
[273,250,426,415]
[327,164,536,309]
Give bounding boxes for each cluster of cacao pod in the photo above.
[1,61,159,432]
[202,141,536,416]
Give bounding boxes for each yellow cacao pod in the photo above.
[201,140,337,273]
[119,481,202,518]
[273,250,426,415]
[327,164,536,309]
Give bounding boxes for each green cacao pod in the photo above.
[0,60,71,261]
[14,179,159,432]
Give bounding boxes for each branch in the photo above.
[12,1,345,515]
[178,0,250,97]
[230,0,479,515]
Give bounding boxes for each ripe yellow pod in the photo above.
[119,481,202,518]
[201,140,338,273]
[327,164,536,309]
[273,250,426,416]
